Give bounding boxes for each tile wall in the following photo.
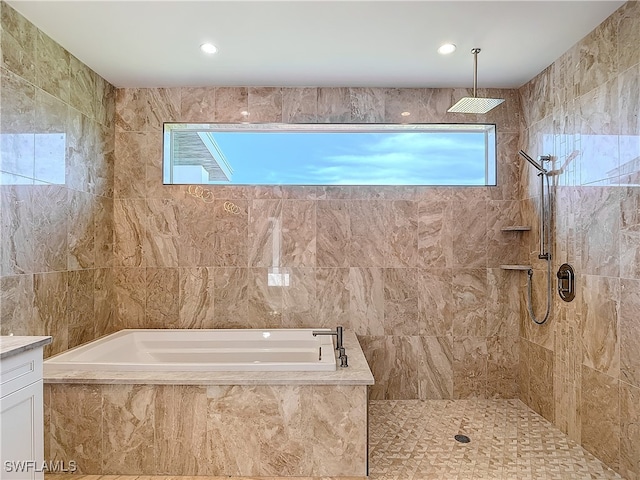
[112,85,523,400]
[0,1,116,356]
[518,1,640,478]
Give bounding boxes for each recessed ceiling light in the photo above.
[437,43,456,55]
[401,111,411,117]
[200,43,218,54]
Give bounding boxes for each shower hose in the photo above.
[526,172,551,325]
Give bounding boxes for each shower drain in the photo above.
[454,434,471,443]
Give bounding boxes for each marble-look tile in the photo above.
[67,189,96,269]
[144,198,180,267]
[620,380,640,480]
[1,2,37,82]
[94,196,114,268]
[113,267,146,330]
[102,384,155,474]
[487,200,522,268]
[360,335,421,400]
[155,385,210,475]
[486,335,519,399]
[577,15,618,98]
[527,341,554,423]
[67,269,94,348]
[486,268,520,337]
[348,267,384,335]
[616,0,640,73]
[213,199,248,267]
[35,29,70,102]
[114,132,148,199]
[94,123,115,198]
[145,268,179,328]
[212,267,248,328]
[0,185,34,275]
[452,336,487,399]
[94,75,116,129]
[248,87,282,123]
[248,199,282,267]
[451,199,487,268]
[31,185,68,272]
[282,87,317,123]
[307,385,367,476]
[49,384,102,474]
[94,268,115,338]
[214,87,248,122]
[114,199,146,267]
[318,87,352,123]
[115,88,180,132]
[581,274,620,378]
[0,67,35,136]
[282,267,316,328]
[418,268,453,337]
[580,365,620,471]
[207,385,309,476]
[248,267,283,328]
[0,273,35,335]
[143,132,169,200]
[180,86,216,121]
[383,268,419,336]
[34,271,68,357]
[349,200,386,267]
[386,200,418,267]
[620,186,640,279]
[384,88,426,123]
[70,55,96,118]
[315,267,350,329]
[620,278,640,388]
[349,87,385,122]
[66,110,96,193]
[452,269,487,337]
[316,200,350,267]
[177,192,217,267]
[419,336,453,400]
[519,338,530,405]
[178,267,215,329]
[282,200,316,267]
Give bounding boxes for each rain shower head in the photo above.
[519,150,545,173]
[448,48,505,114]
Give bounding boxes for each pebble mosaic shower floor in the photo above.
[47,399,622,480]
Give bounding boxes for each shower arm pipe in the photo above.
[471,48,480,98]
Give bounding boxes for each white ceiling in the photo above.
[7,0,625,89]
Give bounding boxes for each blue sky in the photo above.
[200,129,493,186]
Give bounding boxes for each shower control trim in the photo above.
[557,263,575,302]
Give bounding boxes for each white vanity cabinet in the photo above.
[0,337,51,480]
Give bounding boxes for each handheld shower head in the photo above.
[519,150,545,173]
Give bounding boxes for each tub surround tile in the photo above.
[68,269,95,348]
[155,385,210,475]
[1,3,37,83]
[1,185,34,275]
[213,198,248,267]
[316,200,350,267]
[114,132,148,199]
[34,271,68,357]
[35,29,70,103]
[282,200,316,267]
[318,87,352,123]
[248,87,283,123]
[282,267,316,328]
[145,267,179,328]
[178,267,215,329]
[386,200,418,267]
[180,86,216,121]
[212,267,249,328]
[315,268,350,329]
[248,267,283,328]
[68,189,96,270]
[144,198,180,267]
[114,199,147,267]
[349,200,386,267]
[49,384,102,474]
[349,87,385,122]
[283,87,318,123]
[0,273,36,335]
[248,199,282,267]
[102,384,156,475]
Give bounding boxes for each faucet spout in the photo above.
[312,326,343,350]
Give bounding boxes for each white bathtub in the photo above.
[45,328,337,372]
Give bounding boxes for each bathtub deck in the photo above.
[43,331,373,386]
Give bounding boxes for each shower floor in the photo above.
[46,399,622,480]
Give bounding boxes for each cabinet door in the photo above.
[0,380,44,480]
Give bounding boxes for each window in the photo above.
[163,123,496,186]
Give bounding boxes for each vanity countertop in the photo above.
[0,336,52,359]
